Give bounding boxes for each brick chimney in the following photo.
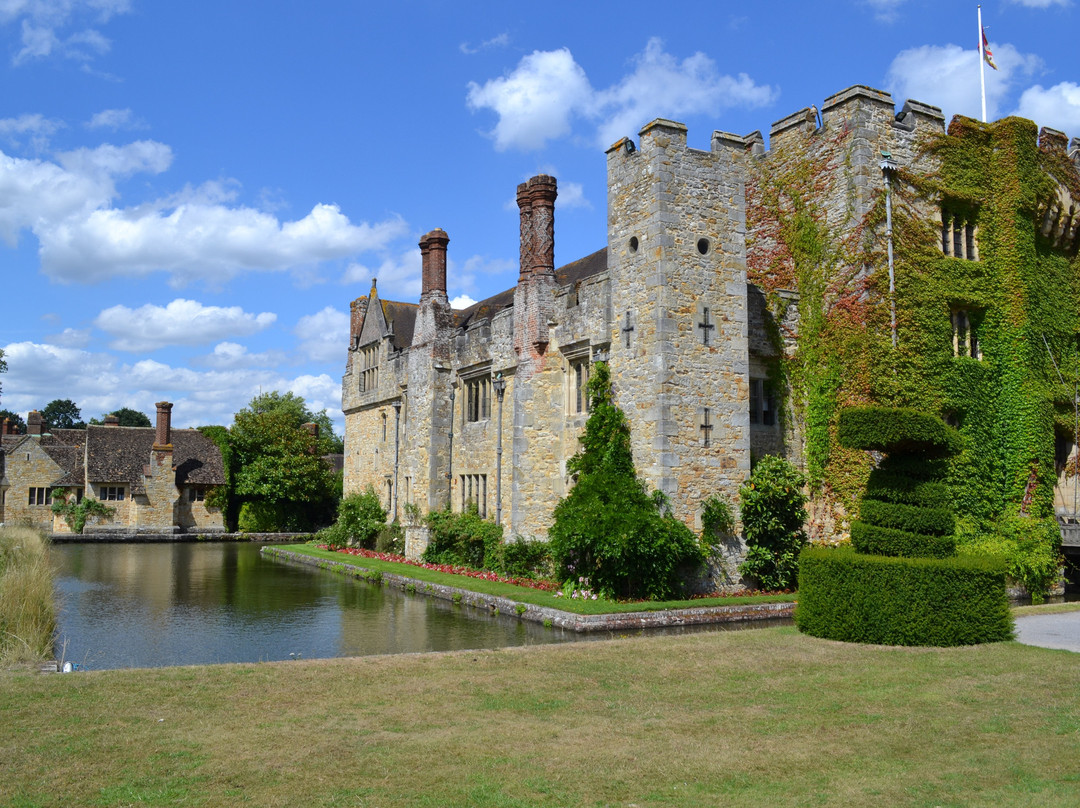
[27,410,43,437]
[1,417,10,436]
[419,228,450,303]
[302,422,319,454]
[154,401,173,448]
[104,414,120,427]
[349,296,369,348]
[513,174,558,360]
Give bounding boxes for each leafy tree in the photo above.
[227,391,340,531]
[548,362,706,600]
[738,455,808,590]
[90,407,152,427]
[0,347,6,401]
[244,391,344,454]
[41,399,85,430]
[0,409,26,434]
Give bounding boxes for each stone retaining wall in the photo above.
[263,547,794,633]
[51,532,314,543]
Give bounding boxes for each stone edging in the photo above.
[262,547,795,633]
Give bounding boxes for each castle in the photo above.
[342,84,1080,554]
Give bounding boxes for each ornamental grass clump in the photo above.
[0,526,57,665]
[547,362,705,600]
[797,405,1013,646]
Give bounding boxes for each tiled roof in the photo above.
[381,300,418,352]
[85,426,225,487]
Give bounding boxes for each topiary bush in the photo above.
[796,547,1013,646]
[798,405,1012,646]
[548,362,705,600]
[738,456,808,590]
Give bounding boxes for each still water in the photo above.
[53,542,590,671]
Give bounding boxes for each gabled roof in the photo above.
[85,426,225,489]
[381,300,418,351]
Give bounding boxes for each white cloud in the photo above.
[47,326,91,347]
[467,47,593,151]
[193,341,287,370]
[1008,0,1069,7]
[1015,82,1080,136]
[0,142,410,283]
[86,108,145,130]
[552,180,589,210]
[93,298,277,352]
[0,113,63,138]
[467,39,776,152]
[342,246,423,299]
[294,306,349,363]
[885,41,1041,121]
[450,294,478,309]
[3,0,131,65]
[459,32,509,55]
[863,0,909,22]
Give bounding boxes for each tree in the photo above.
[0,409,26,434]
[226,391,341,531]
[90,407,152,427]
[0,347,6,401]
[41,399,85,430]
[547,362,706,600]
[244,391,343,454]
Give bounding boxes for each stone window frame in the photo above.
[460,473,488,518]
[459,363,493,425]
[358,341,379,393]
[939,205,979,261]
[381,411,388,442]
[749,378,777,427]
[384,476,393,510]
[188,486,206,503]
[101,485,126,502]
[951,307,984,360]
[561,343,592,416]
[28,486,52,506]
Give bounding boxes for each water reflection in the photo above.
[53,542,789,671]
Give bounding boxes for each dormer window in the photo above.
[941,207,978,260]
[952,308,983,359]
[359,343,379,393]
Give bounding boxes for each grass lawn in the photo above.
[272,543,797,615]
[3,626,1079,807]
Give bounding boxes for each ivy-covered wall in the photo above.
[746,99,1080,535]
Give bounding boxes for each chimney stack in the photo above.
[1,417,9,436]
[154,402,173,448]
[517,175,557,280]
[104,414,120,427]
[302,422,319,455]
[419,228,450,302]
[27,410,43,437]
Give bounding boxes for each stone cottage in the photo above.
[0,402,225,534]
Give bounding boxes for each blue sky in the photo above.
[1,0,1076,434]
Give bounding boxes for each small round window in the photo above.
[696,238,710,255]
[629,236,639,254]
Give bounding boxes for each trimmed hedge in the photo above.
[795,546,1012,646]
[858,499,955,536]
[837,406,962,457]
[850,521,957,558]
[863,474,951,508]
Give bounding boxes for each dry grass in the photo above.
[0,525,56,666]
[2,627,1078,807]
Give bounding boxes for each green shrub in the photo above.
[547,362,705,600]
[863,474,951,508]
[499,536,552,579]
[857,499,954,536]
[375,522,405,555]
[238,501,284,533]
[796,546,1012,646]
[317,487,387,550]
[837,406,962,457]
[701,495,736,542]
[423,506,503,569]
[50,491,115,534]
[956,514,1063,602]
[850,521,957,558]
[738,455,807,590]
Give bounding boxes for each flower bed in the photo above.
[322,545,560,592]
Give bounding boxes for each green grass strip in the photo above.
[267,544,797,615]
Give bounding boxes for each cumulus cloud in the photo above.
[342,246,423,299]
[86,108,145,130]
[193,341,287,370]
[46,326,92,347]
[93,298,277,352]
[0,113,64,150]
[555,181,591,210]
[294,306,349,363]
[1,339,344,432]
[450,294,478,309]
[467,38,776,151]
[1015,82,1080,136]
[0,143,410,283]
[885,41,1041,121]
[862,0,909,22]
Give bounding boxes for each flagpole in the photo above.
[978,5,987,122]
